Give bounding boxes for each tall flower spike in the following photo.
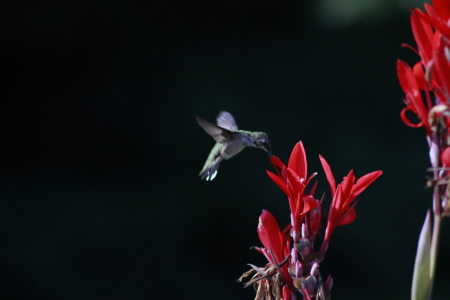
[319,155,382,253]
[241,141,382,299]
[397,2,450,299]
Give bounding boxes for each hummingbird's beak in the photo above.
[266,144,273,156]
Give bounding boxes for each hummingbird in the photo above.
[196,111,272,180]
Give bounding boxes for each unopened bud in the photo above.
[445,46,450,63]
[325,275,333,291]
[297,238,310,256]
[293,277,304,289]
[290,213,295,232]
[301,223,308,238]
[290,248,298,264]
[292,229,301,243]
[430,140,439,168]
[288,264,296,277]
[303,275,317,295]
[295,260,303,277]
[310,260,319,276]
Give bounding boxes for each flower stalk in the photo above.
[397,1,450,299]
[429,184,441,295]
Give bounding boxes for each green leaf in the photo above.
[411,211,432,300]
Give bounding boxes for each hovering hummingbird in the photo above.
[196,111,272,180]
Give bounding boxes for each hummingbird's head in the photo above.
[252,132,272,156]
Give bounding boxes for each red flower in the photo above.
[306,200,323,241]
[319,155,382,253]
[398,0,450,136]
[266,142,318,240]
[420,1,450,38]
[257,210,292,284]
[397,59,431,134]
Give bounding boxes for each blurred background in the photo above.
[3,0,450,299]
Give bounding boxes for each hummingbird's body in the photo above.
[196,111,272,180]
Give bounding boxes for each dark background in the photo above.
[3,1,450,299]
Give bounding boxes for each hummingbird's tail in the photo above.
[199,156,222,181]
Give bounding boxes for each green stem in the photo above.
[429,183,442,299]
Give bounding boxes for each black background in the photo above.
[3,1,450,299]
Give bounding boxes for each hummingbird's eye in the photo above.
[261,139,267,145]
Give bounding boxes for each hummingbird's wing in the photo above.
[196,116,231,143]
[198,143,222,181]
[216,111,238,131]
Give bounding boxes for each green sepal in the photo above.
[411,211,431,300]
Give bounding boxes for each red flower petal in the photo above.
[397,60,420,93]
[284,167,303,197]
[441,147,450,174]
[270,155,286,176]
[411,8,434,64]
[432,41,450,99]
[288,141,308,180]
[431,0,450,25]
[267,171,292,199]
[337,207,357,226]
[442,147,450,164]
[349,170,383,202]
[338,170,355,208]
[413,62,428,91]
[400,106,424,128]
[424,3,437,19]
[418,4,450,38]
[397,60,430,132]
[282,285,291,300]
[258,210,283,264]
[319,155,336,197]
[309,179,318,196]
[323,169,381,246]
[301,195,318,214]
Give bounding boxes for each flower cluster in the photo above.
[238,142,381,300]
[397,0,450,215]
